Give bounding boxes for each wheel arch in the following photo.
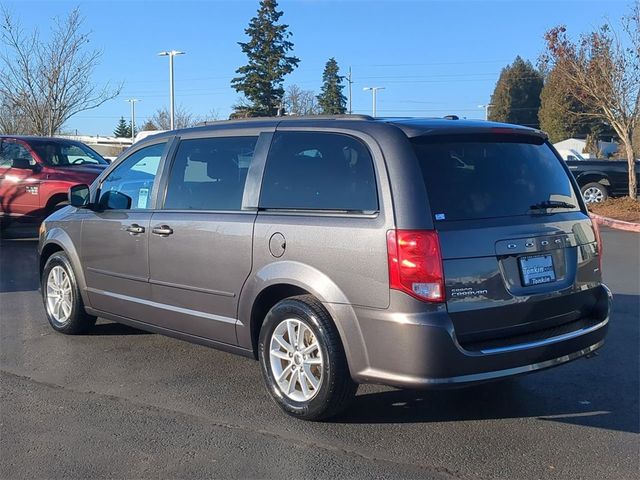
[44,192,69,212]
[237,261,369,377]
[39,228,90,307]
[575,172,611,187]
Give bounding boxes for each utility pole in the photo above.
[478,104,494,121]
[126,99,139,142]
[363,86,385,118]
[347,66,353,114]
[158,50,186,130]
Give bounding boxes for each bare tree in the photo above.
[542,2,639,199]
[200,108,221,125]
[0,96,31,134]
[149,105,197,130]
[283,84,319,116]
[0,7,121,136]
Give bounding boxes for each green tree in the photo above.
[317,58,346,114]
[488,56,544,128]
[231,0,299,117]
[539,67,589,143]
[113,116,129,137]
[128,120,137,138]
[538,65,611,144]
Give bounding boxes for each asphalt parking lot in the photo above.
[0,227,638,480]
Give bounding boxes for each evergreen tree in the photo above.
[538,65,605,143]
[231,0,299,117]
[539,67,586,143]
[488,56,544,128]
[317,58,346,115]
[113,117,129,137]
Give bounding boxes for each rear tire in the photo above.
[258,295,357,421]
[42,252,96,334]
[581,182,608,204]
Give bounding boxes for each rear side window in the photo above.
[0,141,35,167]
[411,134,580,222]
[260,132,378,212]
[163,136,258,211]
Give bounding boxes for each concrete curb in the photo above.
[589,213,640,233]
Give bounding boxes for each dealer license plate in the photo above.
[519,254,556,286]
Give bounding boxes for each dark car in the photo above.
[38,116,610,420]
[0,136,108,228]
[564,156,640,203]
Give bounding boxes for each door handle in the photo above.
[152,225,173,236]
[125,224,145,235]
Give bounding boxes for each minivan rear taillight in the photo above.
[387,230,445,303]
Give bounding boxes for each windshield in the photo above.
[412,134,580,222]
[29,140,107,166]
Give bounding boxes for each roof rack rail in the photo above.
[195,113,374,127]
[443,115,459,120]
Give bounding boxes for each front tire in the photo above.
[258,295,357,421]
[581,182,608,204]
[42,252,96,334]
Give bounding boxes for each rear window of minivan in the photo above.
[411,134,580,222]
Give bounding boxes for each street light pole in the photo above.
[347,66,353,114]
[363,86,385,117]
[478,104,494,121]
[126,99,139,142]
[158,50,185,130]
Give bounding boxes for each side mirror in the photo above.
[69,184,91,208]
[11,158,34,170]
[97,190,132,210]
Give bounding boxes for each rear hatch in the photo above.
[411,132,602,346]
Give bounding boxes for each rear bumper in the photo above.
[350,284,611,389]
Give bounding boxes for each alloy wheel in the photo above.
[46,266,72,324]
[269,318,324,402]
[583,186,604,203]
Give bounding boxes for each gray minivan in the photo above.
[38,116,611,420]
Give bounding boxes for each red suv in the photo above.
[0,136,108,227]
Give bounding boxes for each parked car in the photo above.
[38,116,610,420]
[560,151,640,203]
[0,136,108,228]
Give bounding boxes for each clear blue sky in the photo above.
[3,0,630,135]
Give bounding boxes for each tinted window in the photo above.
[0,141,35,167]
[164,136,258,211]
[260,132,378,211]
[99,143,165,210]
[411,134,580,222]
[29,140,107,166]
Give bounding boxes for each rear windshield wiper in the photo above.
[529,200,576,210]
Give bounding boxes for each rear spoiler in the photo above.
[390,122,548,141]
